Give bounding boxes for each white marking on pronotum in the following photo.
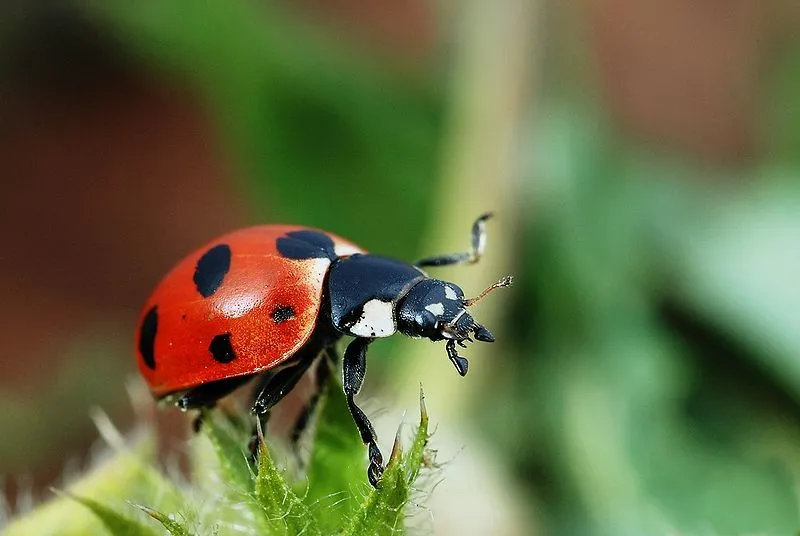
[425,302,445,316]
[334,243,362,257]
[350,299,396,338]
[444,285,458,300]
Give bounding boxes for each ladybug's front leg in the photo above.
[343,337,384,487]
[414,212,492,268]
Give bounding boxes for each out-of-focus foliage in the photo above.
[91,0,444,256]
[1,433,183,535]
[3,383,433,536]
[3,0,800,534]
[767,41,800,168]
[483,102,800,533]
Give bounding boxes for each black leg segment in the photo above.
[246,357,316,458]
[175,374,255,433]
[446,339,470,376]
[290,346,338,445]
[251,359,316,415]
[176,374,255,411]
[343,337,384,487]
[414,212,493,268]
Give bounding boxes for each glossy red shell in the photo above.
[136,225,363,397]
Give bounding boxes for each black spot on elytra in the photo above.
[194,244,231,298]
[276,230,337,261]
[209,333,237,363]
[272,305,296,324]
[139,306,158,370]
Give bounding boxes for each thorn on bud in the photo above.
[419,383,428,426]
[389,429,403,465]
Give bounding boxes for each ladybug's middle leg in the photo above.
[289,346,339,446]
[343,337,384,488]
[248,355,316,455]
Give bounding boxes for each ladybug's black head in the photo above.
[396,276,512,375]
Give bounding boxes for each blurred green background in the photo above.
[2,0,800,534]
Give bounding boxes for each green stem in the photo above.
[395,0,540,415]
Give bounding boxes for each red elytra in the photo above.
[136,225,363,397]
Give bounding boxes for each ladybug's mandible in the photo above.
[136,213,511,487]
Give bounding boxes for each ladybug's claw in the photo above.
[446,340,469,376]
[368,462,384,488]
[367,432,385,487]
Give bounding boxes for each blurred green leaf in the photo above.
[766,40,800,167]
[656,173,800,398]
[89,0,443,257]
[1,435,179,536]
[491,106,800,534]
[303,377,365,532]
[58,491,161,536]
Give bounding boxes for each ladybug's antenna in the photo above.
[463,276,513,307]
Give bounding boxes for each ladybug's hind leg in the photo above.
[176,374,255,432]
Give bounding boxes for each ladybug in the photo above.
[136,213,511,487]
